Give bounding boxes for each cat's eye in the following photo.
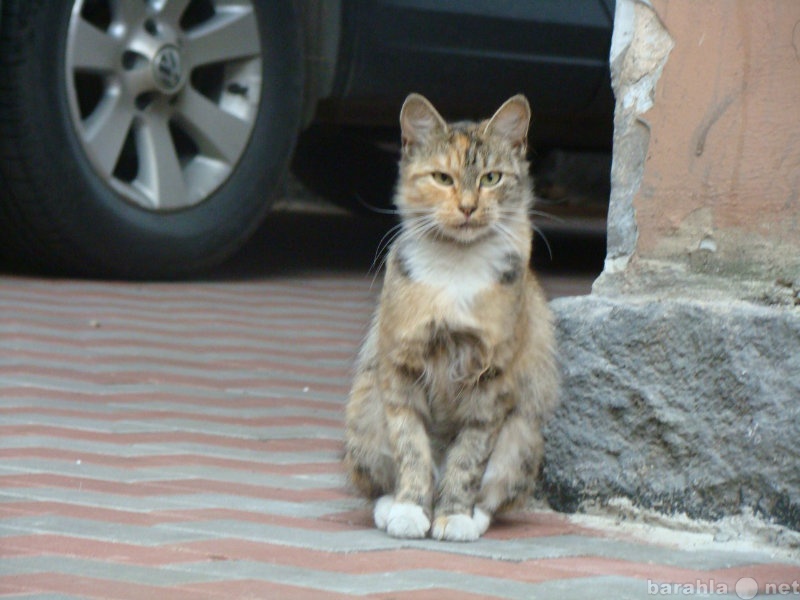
[480,172,503,187]
[431,172,454,186]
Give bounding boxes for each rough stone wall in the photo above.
[544,0,800,530]
[545,296,800,529]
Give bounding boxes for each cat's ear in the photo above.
[483,94,531,150]
[400,93,447,150]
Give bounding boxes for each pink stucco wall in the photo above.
[633,0,800,280]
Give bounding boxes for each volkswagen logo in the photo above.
[153,45,183,92]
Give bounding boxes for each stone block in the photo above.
[543,295,800,530]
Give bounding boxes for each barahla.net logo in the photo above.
[648,577,800,598]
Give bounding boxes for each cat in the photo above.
[344,93,560,542]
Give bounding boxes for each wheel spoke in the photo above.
[121,66,156,98]
[83,94,135,177]
[136,115,187,209]
[183,7,260,67]
[109,0,148,27]
[173,87,251,164]
[69,17,121,72]
[155,0,193,26]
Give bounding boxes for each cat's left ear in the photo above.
[400,93,447,150]
[483,94,531,151]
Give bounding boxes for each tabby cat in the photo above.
[344,93,559,542]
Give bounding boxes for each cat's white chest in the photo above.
[400,237,506,309]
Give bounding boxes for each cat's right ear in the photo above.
[400,93,447,150]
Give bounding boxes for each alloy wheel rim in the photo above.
[65,0,263,211]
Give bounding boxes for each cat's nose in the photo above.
[459,203,477,217]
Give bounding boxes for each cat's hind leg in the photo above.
[344,368,395,501]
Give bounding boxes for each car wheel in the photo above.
[0,0,303,278]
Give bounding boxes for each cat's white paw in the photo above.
[374,495,430,538]
[432,508,491,542]
[373,494,395,530]
[473,506,491,535]
[385,502,430,539]
[432,513,479,542]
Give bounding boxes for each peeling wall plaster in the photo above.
[598,0,800,300]
[603,0,673,275]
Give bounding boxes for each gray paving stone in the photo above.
[4,335,352,361]
[0,413,188,434]
[0,319,362,341]
[0,375,348,400]
[0,556,224,586]
[0,413,344,440]
[0,436,341,463]
[2,356,350,387]
[0,487,359,516]
[0,378,345,404]
[173,560,537,598]
[233,386,346,403]
[160,520,783,570]
[140,466,346,488]
[117,402,344,419]
[146,494,360,517]
[169,561,725,600]
[0,397,344,420]
[0,516,208,545]
[0,459,345,487]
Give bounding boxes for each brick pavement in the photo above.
[0,274,798,599]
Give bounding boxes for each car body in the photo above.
[0,0,613,278]
[304,1,614,147]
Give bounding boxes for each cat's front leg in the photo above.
[432,425,497,542]
[380,375,435,539]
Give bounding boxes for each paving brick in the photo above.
[0,516,210,546]
[1,274,797,598]
[0,458,345,489]
[0,594,86,600]
[0,556,224,586]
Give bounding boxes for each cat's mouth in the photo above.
[441,218,492,242]
[457,220,481,230]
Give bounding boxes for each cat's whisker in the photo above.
[368,214,440,288]
[492,219,526,247]
[355,194,401,216]
[387,212,435,244]
[532,225,554,261]
[494,215,554,261]
[528,208,565,223]
[401,216,440,243]
[399,207,438,215]
[369,226,416,287]
[375,222,404,253]
[497,208,536,223]
[370,222,405,276]
[353,194,434,217]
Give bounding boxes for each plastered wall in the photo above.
[605,0,800,295]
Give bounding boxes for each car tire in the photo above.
[0,0,303,278]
